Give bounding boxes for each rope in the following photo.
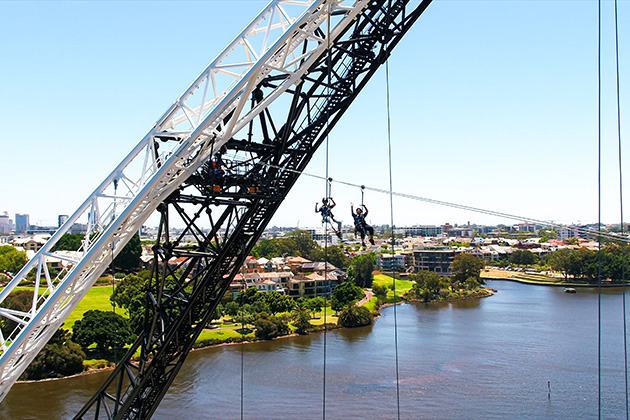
[385,42,402,420]
[597,0,602,417]
[111,179,118,365]
[240,284,245,420]
[613,0,629,415]
[321,4,332,419]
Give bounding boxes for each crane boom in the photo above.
[0,0,434,417]
[0,0,372,402]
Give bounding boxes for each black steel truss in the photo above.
[74,0,433,418]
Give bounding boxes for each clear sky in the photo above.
[1,0,628,230]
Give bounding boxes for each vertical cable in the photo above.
[240,265,245,420]
[613,0,629,416]
[111,241,117,365]
[597,0,602,417]
[385,36,402,420]
[322,4,332,419]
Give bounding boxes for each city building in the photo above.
[15,214,29,234]
[397,225,443,237]
[0,212,11,234]
[58,215,69,227]
[412,248,456,276]
[377,254,406,272]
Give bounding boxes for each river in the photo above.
[1,280,629,419]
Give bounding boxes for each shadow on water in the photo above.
[411,297,483,312]
[336,324,374,344]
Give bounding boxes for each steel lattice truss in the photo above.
[0,0,433,417]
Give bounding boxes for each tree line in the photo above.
[546,245,630,283]
[407,253,487,302]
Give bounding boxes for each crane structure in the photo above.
[0,0,433,418]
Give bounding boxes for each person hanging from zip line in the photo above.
[351,202,375,246]
[315,197,342,239]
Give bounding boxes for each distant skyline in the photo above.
[1,0,628,229]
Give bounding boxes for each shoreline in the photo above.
[483,276,627,288]
[17,287,495,384]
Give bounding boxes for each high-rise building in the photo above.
[0,212,10,234]
[15,214,29,233]
[58,214,69,228]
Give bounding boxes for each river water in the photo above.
[1,280,629,419]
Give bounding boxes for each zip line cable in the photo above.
[255,159,630,244]
[613,0,629,416]
[385,42,402,420]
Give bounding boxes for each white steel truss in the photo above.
[0,0,371,401]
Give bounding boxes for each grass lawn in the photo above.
[309,312,338,325]
[362,297,379,312]
[198,329,254,341]
[14,285,119,329]
[373,273,414,298]
[65,286,122,329]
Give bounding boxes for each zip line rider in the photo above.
[351,202,375,246]
[315,197,342,238]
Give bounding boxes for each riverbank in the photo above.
[482,275,626,288]
[19,282,493,383]
[405,287,495,305]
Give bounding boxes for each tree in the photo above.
[251,238,285,259]
[72,310,135,354]
[0,245,28,275]
[571,248,598,281]
[372,284,388,299]
[409,270,448,301]
[547,248,572,281]
[451,253,485,284]
[263,291,295,314]
[223,301,240,317]
[305,297,325,318]
[254,312,289,340]
[330,281,364,312]
[286,230,319,260]
[111,272,147,310]
[112,233,142,272]
[509,250,539,265]
[322,245,351,269]
[348,253,376,288]
[236,286,265,305]
[0,289,33,337]
[50,233,84,252]
[338,306,373,328]
[22,327,85,380]
[291,307,312,334]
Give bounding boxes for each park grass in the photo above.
[309,312,338,326]
[14,285,119,329]
[198,328,253,341]
[362,296,379,312]
[373,273,414,298]
[65,286,122,328]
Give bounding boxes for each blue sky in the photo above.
[1,0,628,230]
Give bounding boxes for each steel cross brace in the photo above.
[74,0,433,418]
